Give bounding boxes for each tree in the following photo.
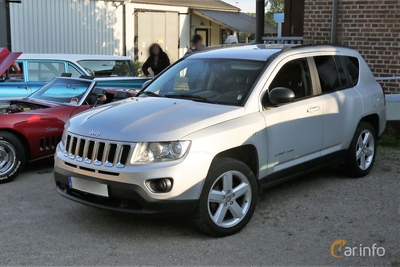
[265,0,284,26]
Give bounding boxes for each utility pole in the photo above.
[255,0,265,44]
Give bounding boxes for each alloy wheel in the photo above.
[356,129,375,171]
[0,141,17,176]
[207,170,252,228]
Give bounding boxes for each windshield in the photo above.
[29,78,92,104]
[78,60,135,77]
[141,58,265,106]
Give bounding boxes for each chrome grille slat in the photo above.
[114,145,123,167]
[74,138,81,161]
[102,143,110,166]
[64,133,134,169]
[93,142,100,165]
[68,137,76,159]
[82,139,90,163]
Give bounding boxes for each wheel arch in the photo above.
[360,114,379,136]
[213,144,259,179]
[0,128,31,160]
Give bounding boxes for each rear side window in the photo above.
[340,56,359,87]
[27,62,65,82]
[314,56,341,93]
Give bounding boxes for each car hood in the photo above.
[0,48,22,76]
[68,97,244,142]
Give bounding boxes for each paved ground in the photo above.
[0,147,399,266]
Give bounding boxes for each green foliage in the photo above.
[265,0,284,26]
[245,0,284,27]
[132,61,145,77]
[378,125,400,147]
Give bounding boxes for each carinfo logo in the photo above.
[331,240,385,258]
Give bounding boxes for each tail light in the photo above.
[381,86,386,106]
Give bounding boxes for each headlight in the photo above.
[132,141,191,164]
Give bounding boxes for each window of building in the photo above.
[269,58,313,100]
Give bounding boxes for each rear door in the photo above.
[0,61,31,99]
[313,55,363,157]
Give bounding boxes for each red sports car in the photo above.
[0,76,138,183]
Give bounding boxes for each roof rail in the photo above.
[280,43,353,53]
[183,43,292,58]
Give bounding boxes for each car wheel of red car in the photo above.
[0,131,26,184]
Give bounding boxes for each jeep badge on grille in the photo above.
[89,130,101,137]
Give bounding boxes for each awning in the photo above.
[193,10,277,34]
[0,48,22,76]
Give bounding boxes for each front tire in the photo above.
[343,122,377,178]
[193,158,258,237]
[0,131,26,184]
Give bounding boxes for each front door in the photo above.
[261,57,324,176]
[0,61,31,100]
[195,29,209,46]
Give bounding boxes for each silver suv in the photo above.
[54,45,386,236]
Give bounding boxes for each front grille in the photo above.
[64,133,135,168]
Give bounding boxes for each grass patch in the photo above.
[378,124,400,147]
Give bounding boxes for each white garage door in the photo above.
[136,11,179,64]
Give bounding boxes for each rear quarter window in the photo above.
[340,56,360,87]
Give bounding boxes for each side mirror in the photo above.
[269,87,295,105]
[141,79,152,89]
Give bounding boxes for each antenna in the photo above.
[235,1,239,6]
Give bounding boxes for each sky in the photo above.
[223,0,256,13]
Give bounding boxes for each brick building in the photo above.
[284,0,400,93]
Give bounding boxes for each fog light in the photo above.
[146,178,173,193]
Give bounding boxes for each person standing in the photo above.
[185,34,206,55]
[225,35,239,44]
[142,43,170,77]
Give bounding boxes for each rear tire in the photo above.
[193,157,257,237]
[343,122,377,178]
[0,131,26,184]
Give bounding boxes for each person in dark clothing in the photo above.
[142,43,170,77]
[185,34,206,56]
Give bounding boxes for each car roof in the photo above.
[187,45,283,61]
[18,53,131,62]
[186,44,359,61]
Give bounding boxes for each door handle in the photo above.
[307,106,320,113]
[18,86,29,91]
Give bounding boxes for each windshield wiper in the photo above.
[164,94,211,102]
[136,91,160,97]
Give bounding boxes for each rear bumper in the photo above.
[54,166,198,215]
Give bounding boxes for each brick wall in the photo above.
[303,0,400,93]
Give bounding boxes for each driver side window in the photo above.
[269,58,313,100]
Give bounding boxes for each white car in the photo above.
[54,45,386,236]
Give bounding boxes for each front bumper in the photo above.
[54,166,198,215]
